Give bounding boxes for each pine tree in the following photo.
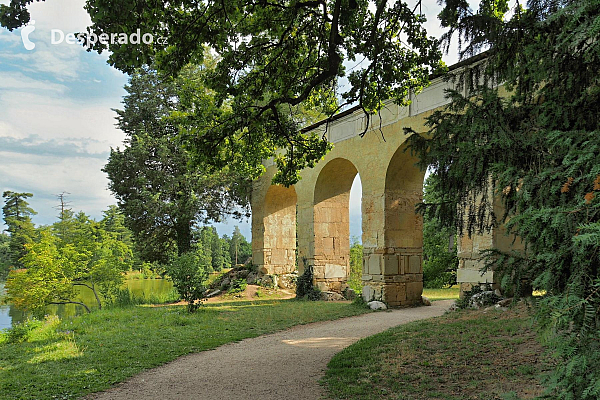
[408,0,600,397]
[2,191,37,268]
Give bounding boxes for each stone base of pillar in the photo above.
[259,264,297,275]
[361,248,424,307]
[362,281,423,307]
[311,261,348,293]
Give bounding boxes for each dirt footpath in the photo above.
[90,300,453,400]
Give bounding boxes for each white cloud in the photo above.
[0,71,68,92]
[10,30,87,80]
[0,120,26,139]
[27,0,91,33]
[0,88,124,146]
[0,30,22,48]
[0,152,115,225]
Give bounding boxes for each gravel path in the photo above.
[90,300,453,400]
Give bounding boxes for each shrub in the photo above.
[296,265,321,300]
[164,252,209,312]
[229,278,247,294]
[5,315,60,344]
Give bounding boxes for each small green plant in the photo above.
[229,278,247,294]
[5,315,61,344]
[351,295,368,308]
[296,265,321,301]
[6,319,43,343]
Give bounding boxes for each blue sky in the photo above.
[0,0,459,241]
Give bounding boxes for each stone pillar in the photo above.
[456,194,523,296]
[364,142,426,307]
[251,183,297,276]
[362,190,424,307]
[296,198,313,277]
[456,230,496,295]
[309,158,358,293]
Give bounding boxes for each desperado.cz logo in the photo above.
[20,25,165,51]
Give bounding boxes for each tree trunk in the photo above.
[73,282,102,310]
[175,220,192,255]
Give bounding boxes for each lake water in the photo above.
[0,279,174,330]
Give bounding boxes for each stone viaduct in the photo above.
[251,59,510,307]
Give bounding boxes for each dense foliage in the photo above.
[4,205,135,315]
[0,233,10,279]
[408,0,600,397]
[2,191,37,269]
[1,0,445,186]
[348,238,364,293]
[164,252,208,313]
[103,65,251,262]
[422,175,458,289]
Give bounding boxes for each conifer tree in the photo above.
[2,191,37,268]
[408,0,600,397]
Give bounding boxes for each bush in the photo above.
[164,252,209,312]
[348,239,363,293]
[296,265,321,301]
[228,278,247,294]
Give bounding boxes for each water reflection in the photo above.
[0,279,174,330]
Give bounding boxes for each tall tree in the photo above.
[2,191,37,268]
[52,193,77,244]
[1,0,444,185]
[408,0,600,397]
[229,225,246,265]
[0,232,10,278]
[103,66,251,263]
[229,226,249,266]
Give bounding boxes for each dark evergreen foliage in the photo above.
[409,0,600,397]
[103,66,251,263]
[2,191,37,269]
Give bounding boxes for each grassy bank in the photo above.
[422,286,460,301]
[0,300,370,400]
[323,305,553,399]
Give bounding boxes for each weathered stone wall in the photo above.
[456,193,524,296]
[251,170,297,276]
[251,64,517,305]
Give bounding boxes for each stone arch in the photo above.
[362,143,425,306]
[312,158,359,292]
[254,184,297,275]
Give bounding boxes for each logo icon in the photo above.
[21,20,36,51]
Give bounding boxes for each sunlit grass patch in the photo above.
[323,305,553,400]
[0,299,369,400]
[423,285,460,301]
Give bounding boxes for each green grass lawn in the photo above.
[0,299,370,400]
[422,285,460,301]
[323,305,553,400]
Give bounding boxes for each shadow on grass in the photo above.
[1,298,368,400]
